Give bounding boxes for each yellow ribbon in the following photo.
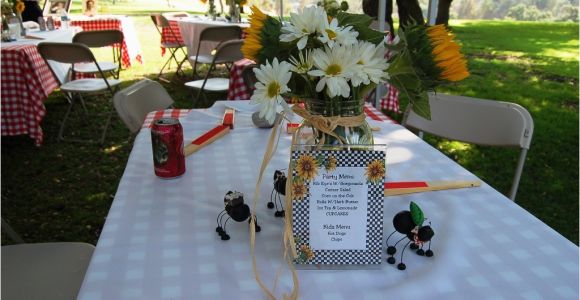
[291,105,366,145]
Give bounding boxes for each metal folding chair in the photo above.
[184,39,244,105]
[72,29,124,79]
[402,93,534,201]
[37,42,121,144]
[151,13,188,80]
[189,25,242,79]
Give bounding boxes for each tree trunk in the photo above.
[435,0,453,26]
[396,0,424,28]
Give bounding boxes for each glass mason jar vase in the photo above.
[295,98,373,146]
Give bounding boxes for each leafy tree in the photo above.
[556,3,579,21]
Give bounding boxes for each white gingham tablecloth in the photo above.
[78,101,578,300]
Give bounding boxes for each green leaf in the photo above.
[336,12,386,45]
[316,154,325,165]
[410,202,424,226]
[409,92,431,120]
[336,12,373,27]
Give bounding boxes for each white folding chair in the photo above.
[151,13,188,80]
[38,42,121,144]
[113,78,174,133]
[189,25,242,79]
[402,93,534,201]
[185,39,244,105]
[1,219,95,300]
[72,29,124,79]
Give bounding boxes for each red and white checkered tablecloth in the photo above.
[161,19,185,53]
[56,17,143,68]
[141,104,395,129]
[227,58,254,100]
[142,109,192,128]
[1,44,58,145]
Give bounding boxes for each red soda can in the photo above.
[151,118,186,178]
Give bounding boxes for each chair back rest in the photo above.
[38,42,95,64]
[151,13,170,28]
[73,29,124,48]
[403,93,534,149]
[113,79,174,133]
[200,25,242,43]
[212,39,244,64]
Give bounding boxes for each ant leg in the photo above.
[416,243,425,256]
[276,192,285,217]
[249,215,261,232]
[268,188,275,209]
[221,217,231,240]
[216,209,226,234]
[385,230,397,246]
[387,235,407,264]
[425,240,434,257]
[397,240,412,270]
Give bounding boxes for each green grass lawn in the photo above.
[1,12,578,246]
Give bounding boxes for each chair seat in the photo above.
[185,78,230,91]
[61,78,121,93]
[73,62,118,74]
[1,242,95,300]
[189,54,213,64]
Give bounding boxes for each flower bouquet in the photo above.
[242,5,469,135]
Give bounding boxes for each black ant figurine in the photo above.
[268,170,286,218]
[386,201,435,270]
[216,191,261,240]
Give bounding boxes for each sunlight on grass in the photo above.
[104,144,125,154]
[541,49,579,61]
[436,141,473,153]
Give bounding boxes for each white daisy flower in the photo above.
[289,50,314,74]
[318,18,359,48]
[251,58,293,124]
[350,41,389,87]
[280,6,327,50]
[307,46,357,98]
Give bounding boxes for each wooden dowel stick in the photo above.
[384,180,481,196]
[184,125,230,157]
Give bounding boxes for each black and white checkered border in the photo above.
[291,149,385,265]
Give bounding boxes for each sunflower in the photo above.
[15,0,24,13]
[299,244,314,260]
[426,24,469,82]
[365,159,385,184]
[241,6,282,63]
[325,155,337,172]
[387,23,469,120]
[292,180,307,200]
[295,154,319,181]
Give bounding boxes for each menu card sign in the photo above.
[291,146,385,266]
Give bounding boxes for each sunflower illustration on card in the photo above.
[290,146,386,266]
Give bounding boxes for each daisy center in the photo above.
[325,29,337,40]
[267,82,281,98]
[325,64,342,76]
